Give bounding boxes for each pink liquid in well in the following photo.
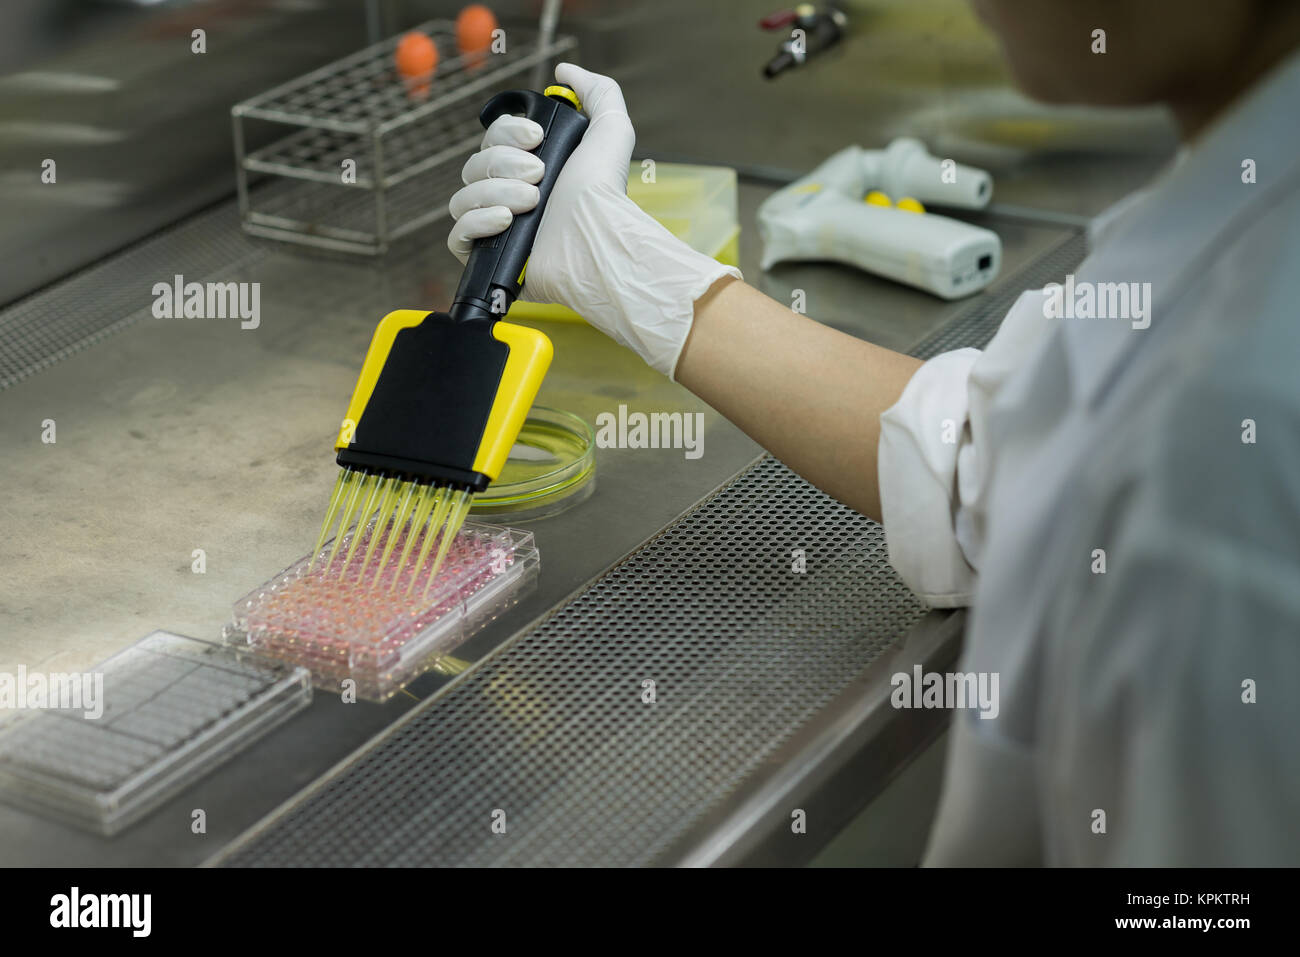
[234,523,513,677]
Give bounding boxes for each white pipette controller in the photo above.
[758,138,1000,300]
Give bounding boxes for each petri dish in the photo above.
[470,406,595,521]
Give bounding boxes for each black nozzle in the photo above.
[762,8,847,79]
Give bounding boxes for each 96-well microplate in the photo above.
[0,631,311,835]
[224,522,538,700]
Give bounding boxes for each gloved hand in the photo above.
[447,62,742,380]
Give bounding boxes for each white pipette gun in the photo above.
[758,138,1000,299]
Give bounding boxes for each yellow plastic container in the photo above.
[506,162,739,323]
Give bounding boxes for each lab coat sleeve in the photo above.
[877,289,1054,607]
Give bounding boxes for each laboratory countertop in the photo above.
[0,161,1144,863]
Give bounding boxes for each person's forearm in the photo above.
[674,276,922,521]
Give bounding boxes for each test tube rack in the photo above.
[232,19,577,255]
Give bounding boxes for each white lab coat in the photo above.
[877,50,1300,865]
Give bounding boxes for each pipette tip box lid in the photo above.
[222,522,539,701]
[0,631,312,836]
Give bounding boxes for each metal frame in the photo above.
[231,20,577,255]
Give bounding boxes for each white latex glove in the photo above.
[447,63,742,380]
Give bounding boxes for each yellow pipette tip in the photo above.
[373,481,417,587]
[391,485,438,592]
[422,490,473,599]
[309,468,352,571]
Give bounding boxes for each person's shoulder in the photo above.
[1140,345,1300,558]
[1155,181,1300,479]
[1198,178,1300,370]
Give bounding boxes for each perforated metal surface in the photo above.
[218,458,924,866]
[0,204,265,392]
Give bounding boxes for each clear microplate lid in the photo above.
[224,522,539,701]
[0,631,311,836]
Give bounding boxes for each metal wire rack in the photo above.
[232,20,577,255]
